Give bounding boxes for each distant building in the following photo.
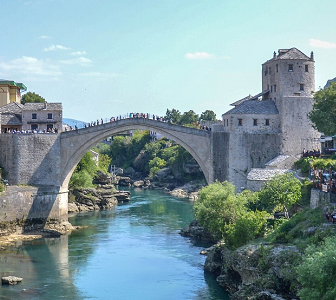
[0,80,27,106]
[0,80,63,133]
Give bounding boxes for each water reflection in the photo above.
[0,188,229,300]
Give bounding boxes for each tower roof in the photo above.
[263,48,312,65]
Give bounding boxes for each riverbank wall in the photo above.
[0,185,68,235]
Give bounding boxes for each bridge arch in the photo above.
[59,118,212,192]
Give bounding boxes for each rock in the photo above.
[68,202,79,213]
[155,168,171,180]
[170,188,188,198]
[116,176,131,186]
[133,180,145,187]
[2,276,23,285]
[123,167,136,177]
[180,220,215,243]
[205,243,302,299]
[183,162,201,174]
[93,171,112,185]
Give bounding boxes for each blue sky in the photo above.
[1,0,336,122]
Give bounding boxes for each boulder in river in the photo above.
[2,276,23,285]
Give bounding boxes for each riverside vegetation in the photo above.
[184,169,336,300]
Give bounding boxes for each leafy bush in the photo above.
[257,173,302,218]
[69,170,94,188]
[297,236,336,300]
[294,157,312,176]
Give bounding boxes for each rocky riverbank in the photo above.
[68,184,130,213]
[181,221,303,300]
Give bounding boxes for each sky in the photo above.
[1,0,336,122]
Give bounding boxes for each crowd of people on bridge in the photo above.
[4,128,59,134]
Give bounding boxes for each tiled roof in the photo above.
[247,168,290,181]
[277,48,310,60]
[223,100,279,115]
[0,102,23,114]
[1,113,22,125]
[230,94,253,106]
[22,102,62,111]
[264,48,311,64]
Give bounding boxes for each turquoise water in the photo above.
[0,188,229,300]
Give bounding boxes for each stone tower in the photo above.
[261,48,320,154]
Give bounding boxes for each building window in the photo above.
[47,124,53,131]
[265,119,270,126]
[269,66,271,74]
[31,124,38,130]
[47,113,53,119]
[265,67,268,75]
[271,85,273,92]
[274,84,276,92]
[288,64,293,72]
[32,113,37,119]
[238,118,242,126]
[267,84,269,90]
[276,64,278,72]
[226,119,228,127]
[300,84,304,91]
[305,65,309,72]
[253,119,258,126]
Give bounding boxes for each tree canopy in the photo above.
[309,82,336,136]
[200,110,216,121]
[21,92,46,104]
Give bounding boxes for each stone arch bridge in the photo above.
[60,117,213,190]
[0,118,219,223]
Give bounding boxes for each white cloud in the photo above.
[0,56,62,77]
[70,51,87,56]
[60,57,92,65]
[39,35,50,39]
[43,44,70,52]
[185,52,216,60]
[309,39,336,49]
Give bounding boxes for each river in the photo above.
[0,188,229,300]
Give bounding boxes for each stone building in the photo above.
[21,102,62,132]
[213,48,320,191]
[0,80,63,133]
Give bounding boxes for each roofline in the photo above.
[0,80,27,92]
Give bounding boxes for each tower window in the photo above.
[265,67,268,75]
[300,84,304,91]
[32,113,37,119]
[271,85,273,92]
[276,64,278,72]
[226,119,228,127]
[288,64,293,72]
[253,119,258,126]
[274,85,276,92]
[265,119,270,126]
[269,66,271,74]
[238,119,242,126]
[47,113,53,119]
[305,65,309,72]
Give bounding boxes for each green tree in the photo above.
[200,110,216,121]
[21,92,46,104]
[164,108,181,123]
[297,236,336,300]
[194,181,245,240]
[257,173,302,218]
[309,82,336,136]
[179,110,199,126]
